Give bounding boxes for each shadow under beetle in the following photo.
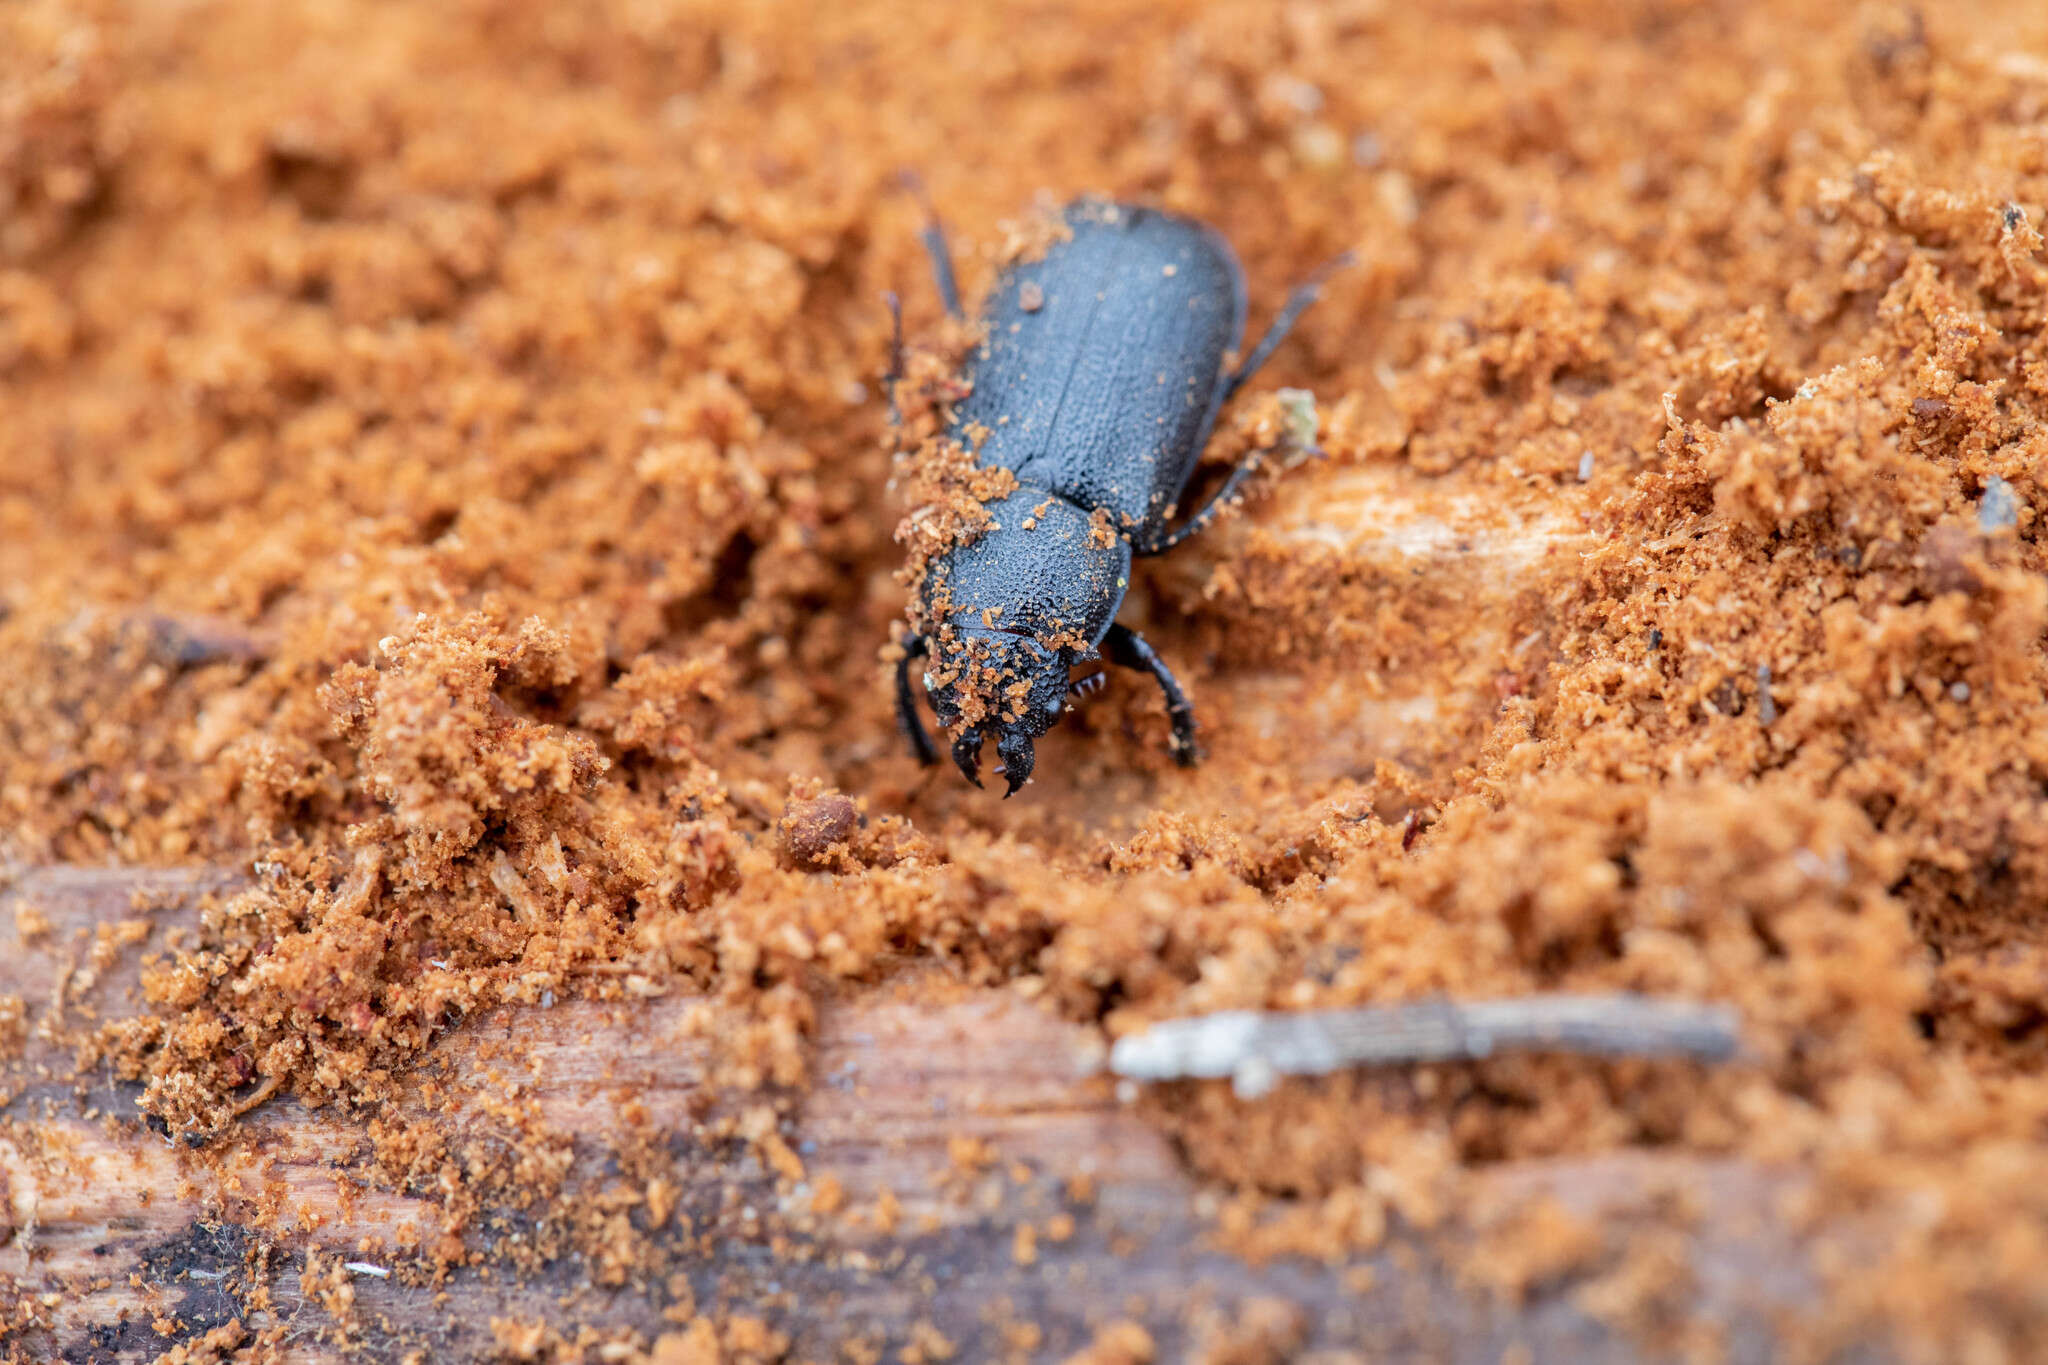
[891,197,1346,796]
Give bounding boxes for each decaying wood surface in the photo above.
[0,484,1837,1362]
[0,865,1862,1364]
[1169,462,1591,787]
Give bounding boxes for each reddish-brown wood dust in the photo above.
[5,0,2048,1358]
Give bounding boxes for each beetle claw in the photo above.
[951,729,985,787]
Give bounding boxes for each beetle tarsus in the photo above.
[895,633,938,765]
[1102,623,1201,766]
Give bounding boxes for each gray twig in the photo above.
[1109,994,1742,1099]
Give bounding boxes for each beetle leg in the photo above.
[895,632,938,766]
[1218,249,1354,404]
[1135,457,1265,556]
[1102,624,1200,766]
[898,172,965,320]
[919,215,965,321]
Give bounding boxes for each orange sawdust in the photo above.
[2,0,2048,1360]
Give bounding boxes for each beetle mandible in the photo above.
[890,196,1345,796]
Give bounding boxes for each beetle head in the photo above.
[925,630,1068,797]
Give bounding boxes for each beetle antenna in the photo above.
[882,290,906,441]
[896,169,963,319]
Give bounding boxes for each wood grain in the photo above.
[0,865,1864,1364]
[1159,460,1594,786]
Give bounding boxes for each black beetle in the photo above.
[890,197,1344,796]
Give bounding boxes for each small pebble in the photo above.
[1756,663,1777,726]
[1951,682,1971,702]
[1979,475,2018,532]
[1578,451,1594,482]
